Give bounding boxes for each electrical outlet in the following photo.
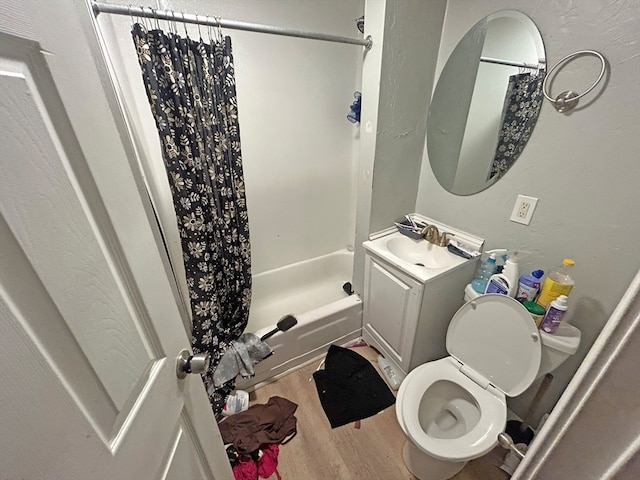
[510,195,539,225]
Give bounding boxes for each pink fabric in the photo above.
[258,444,281,480]
[232,456,258,480]
[232,444,281,480]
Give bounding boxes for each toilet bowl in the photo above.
[396,295,545,480]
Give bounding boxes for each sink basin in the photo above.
[363,230,470,282]
[386,236,460,269]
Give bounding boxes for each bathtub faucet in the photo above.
[421,224,452,247]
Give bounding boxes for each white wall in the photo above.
[353,0,447,294]
[416,0,640,420]
[97,0,363,278]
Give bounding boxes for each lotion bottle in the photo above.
[539,295,569,334]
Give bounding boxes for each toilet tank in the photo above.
[537,322,581,379]
[463,284,581,379]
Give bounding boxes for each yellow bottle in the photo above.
[537,258,575,308]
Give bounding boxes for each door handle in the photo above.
[176,349,210,379]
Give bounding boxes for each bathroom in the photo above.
[1,0,638,479]
[98,0,639,475]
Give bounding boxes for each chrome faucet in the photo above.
[421,224,452,247]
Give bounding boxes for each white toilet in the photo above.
[396,293,581,480]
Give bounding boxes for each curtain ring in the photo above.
[207,15,214,44]
[215,16,223,42]
[167,8,175,34]
[182,11,189,38]
[138,5,149,33]
[151,7,159,30]
[195,12,203,40]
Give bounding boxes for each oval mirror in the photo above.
[427,11,545,195]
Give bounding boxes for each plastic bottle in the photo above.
[471,253,498,293]
[537,259,575,308]
[539,295,569,334]
[516,270,545,303]
[485,250,528,297]
[221,390,249,416]
[523,301,546,327]
[378,355,400,390]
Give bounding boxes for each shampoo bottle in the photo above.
[539,295,569,334]
[537,259,575,308]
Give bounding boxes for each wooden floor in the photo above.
[249,345,511,480]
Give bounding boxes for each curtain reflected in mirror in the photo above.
[488,71,545,181]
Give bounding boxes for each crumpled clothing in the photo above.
[219,396,297,455]
[257,444,281,480]
[213,333,273,387]
[231,445,281,480]
[232,456,258,480]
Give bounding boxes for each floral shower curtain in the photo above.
[131,23,251,414]
[487,72,545,180]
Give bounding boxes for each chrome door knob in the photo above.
[176,349,210,379]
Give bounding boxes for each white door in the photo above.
[0,1,232,479]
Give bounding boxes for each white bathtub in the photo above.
[236,249,362,389]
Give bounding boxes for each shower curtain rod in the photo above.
[480,56,543,70]
[91,2,373,50]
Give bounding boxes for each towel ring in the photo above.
[542,50,607,113]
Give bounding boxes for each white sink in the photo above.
[386,235,461,269]
[363,230,470,282]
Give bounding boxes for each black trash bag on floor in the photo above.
[313,345,395,428]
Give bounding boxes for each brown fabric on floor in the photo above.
[218,396,298,455]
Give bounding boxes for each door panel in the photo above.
[162,416,211,480]
[1,55,152,415]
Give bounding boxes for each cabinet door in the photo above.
[364,255,422,369]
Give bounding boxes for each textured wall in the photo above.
[416,0,640,420]
[369,0,447,233]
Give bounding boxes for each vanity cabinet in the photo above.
[362,251,478,379]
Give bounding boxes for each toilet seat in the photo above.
[397,295,542,463]
[397,357,507,462]
[446,294,542,397]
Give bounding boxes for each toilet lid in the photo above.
[446,294,541,397]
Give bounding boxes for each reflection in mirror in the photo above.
[428,11,546,195]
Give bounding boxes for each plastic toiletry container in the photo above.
[221,390,249,416]
[471,253,498,293]
[485,250,527,297]
[516,270,545,303]
[523,301,546,327]
[537,259,575,308]
[378,355,400,390]
[539,295,569,334]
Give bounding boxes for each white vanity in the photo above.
[362,216,483,382]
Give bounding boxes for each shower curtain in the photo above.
[488,72,544,180]
[131,24,251,414]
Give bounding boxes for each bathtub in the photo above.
[236,249,362,390]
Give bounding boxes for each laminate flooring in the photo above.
[248,344,511,480]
